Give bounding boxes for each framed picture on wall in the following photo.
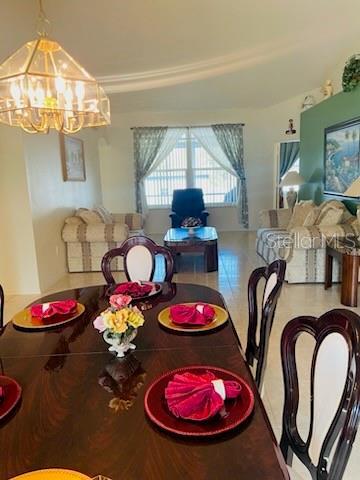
[324,117,360,195]
[60,134,86,181]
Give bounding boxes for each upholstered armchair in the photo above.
[169,188,209,228]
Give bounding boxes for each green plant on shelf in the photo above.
[343,54,360,92]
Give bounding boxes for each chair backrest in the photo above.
[245,259,286,391]
[171,188,205,217]
[280,309,360,480]
[101,236,174,284]
[0,284,3,328]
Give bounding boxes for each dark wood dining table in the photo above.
[0,283,289,480]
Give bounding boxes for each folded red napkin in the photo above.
[165,371,242,421]
[114,281,153,298]
[30,299,77,319]
[170,303,215,326]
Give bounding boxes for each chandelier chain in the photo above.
[37,0,51,37]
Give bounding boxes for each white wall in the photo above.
[0,124,103,295]
[99,94,306,232]
[0,127,40,294]
[24,129,103,293]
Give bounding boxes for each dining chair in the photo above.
[280,309,360,480]
[101,236,174,284]
[0,283,4,328]
[245,259,286,392]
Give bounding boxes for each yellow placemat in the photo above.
[12,303,85,330]
[158,303,228,333]
[10,469,91,480]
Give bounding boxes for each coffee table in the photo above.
[325,236,360,306]
[164,227,218,272]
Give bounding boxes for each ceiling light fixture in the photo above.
[0,0,110,134]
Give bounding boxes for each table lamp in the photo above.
[344,177,360,223]
[344,177,360,197]
[279,171,305,209]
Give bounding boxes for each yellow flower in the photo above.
[102,311,116,329]
[126,307,145,329]
[103,309,128,334]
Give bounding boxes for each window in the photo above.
[144,130,238,207]
[280,157,301,192]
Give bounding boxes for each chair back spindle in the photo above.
[280,309,360,480]
[102,236,174,285]
[245,259,286,391]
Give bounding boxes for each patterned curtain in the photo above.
[279,141,300,178]
[133,127,167,214]
[212,124,248,228]
[133,127,186,214]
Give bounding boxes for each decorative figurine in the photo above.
[285,119,296,135]
[301,95,316,111]
[321,80,334,99]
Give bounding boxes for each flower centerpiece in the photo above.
[93,294,145,357]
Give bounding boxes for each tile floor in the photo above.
[4,231,360,479]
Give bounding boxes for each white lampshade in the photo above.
[279,171,305,187]
[344,177,360,197]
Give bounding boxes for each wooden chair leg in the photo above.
[324,251,333,290]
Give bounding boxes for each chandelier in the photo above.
[0,0,110,134]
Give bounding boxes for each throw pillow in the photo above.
[94,205,113,224]
[77,209,103,224]
[287,200,315,231]
[317,207,344,226]
[64,216,85,225]
[303,206,321,227]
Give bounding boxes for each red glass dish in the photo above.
[0,375,22,421]
[144,365,254,437]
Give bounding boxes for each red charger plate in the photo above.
[0,375,22,421]
[144,365,254,437]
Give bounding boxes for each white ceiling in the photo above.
[1,0,360,111]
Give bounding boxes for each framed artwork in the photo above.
[324,117,360,196]
[60,134,86,181]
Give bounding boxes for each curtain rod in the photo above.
[130,123,245,130]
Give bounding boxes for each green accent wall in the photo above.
[299,87,360,208]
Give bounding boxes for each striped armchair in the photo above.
[62,208,144,272]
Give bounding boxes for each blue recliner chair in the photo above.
[169,188,209,228]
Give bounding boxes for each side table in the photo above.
[325,237,360,307]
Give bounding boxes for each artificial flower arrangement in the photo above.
[181,216,202,228]
[93,294,145,357]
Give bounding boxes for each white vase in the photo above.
[103,329,138,358]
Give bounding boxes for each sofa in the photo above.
[62,207,144,272]
[256,200,360,283]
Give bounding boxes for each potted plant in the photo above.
[343,55,360,92]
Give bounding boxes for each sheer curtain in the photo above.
[191,124,248,228]
[133,127,185,214]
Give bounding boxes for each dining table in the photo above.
[0,282,289,480]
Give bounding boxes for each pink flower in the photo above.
[93,315,106,332]
[109,294,132,309]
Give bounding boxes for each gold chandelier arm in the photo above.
[62,113,84,134]
[37,0,51,37]
[19,116,40,134]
